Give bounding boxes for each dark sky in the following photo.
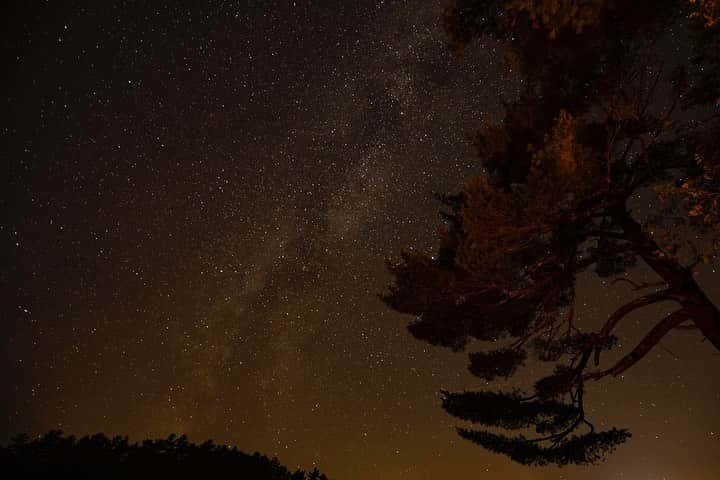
[2,1,719,479]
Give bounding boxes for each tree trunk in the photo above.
[612,207,720,352]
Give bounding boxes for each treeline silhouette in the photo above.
[1,430,330,479]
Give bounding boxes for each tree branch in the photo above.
[610,278,668,291]
[594,289,675,365]
[611,207,720,352]
[587,230,629,240]
[585,309,692,381]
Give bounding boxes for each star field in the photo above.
[2,2,719,479]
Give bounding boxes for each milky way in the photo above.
[2,2,719,479]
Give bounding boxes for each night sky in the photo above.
[2,1,719,479]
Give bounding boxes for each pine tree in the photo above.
[384,0,720,466]
[307,466,322,480]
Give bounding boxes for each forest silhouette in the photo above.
[1,431,329,480]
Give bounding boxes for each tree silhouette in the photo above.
[0,430,330,480]
[307,466,329,480]
[384,0,720,466]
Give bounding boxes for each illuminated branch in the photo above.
[594,289,675,365]
[586,309,692,381]
[674,323,699,330]
[610,278,668,291]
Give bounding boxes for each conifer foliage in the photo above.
[384,0,720,466]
